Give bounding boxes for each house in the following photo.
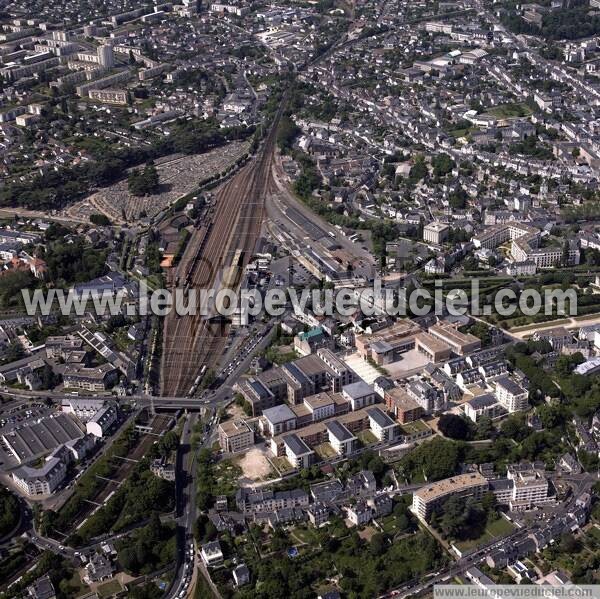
[558,453,581,475]
[346,470,377,496]
[294,327,333,356]
[83,552,114,584]
[201,541,224,567]
[307,503,330,527]
[346,500,372,526]
[26,575,56,599]
[232,564,250,587]
[310,479,344,503]
[368,493,393,518]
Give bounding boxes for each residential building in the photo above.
[201,541,224,567]
[463,394,505,423]
[367,407,399,442]
[423,221,449,245]
[86,403,118,438]
[218,420,254,453]
[495,376,528,412]
[385,387,424,423]
[412,472,488,521]
[283,433,314,469]
[326,420,357,455]
[261,404,297,437]
[342,380,378,410]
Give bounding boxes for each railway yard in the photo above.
[160,103,286,398]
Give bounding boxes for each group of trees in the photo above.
[398,436,461,482]
[197,447,217,511]
[71,463,174,546]
[43,235,108,285]
[230,524,443,599]
[0,119,253,210]
[501,2,600,40]
[41,427,138,537]
[89,213,111,226]
[0,487,19,537]
[431,492,498,542]
[128,164,160,197]
[118,512,176,576]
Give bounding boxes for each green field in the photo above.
[97,579,123,598]
[488,103,532,119]
[453,516,514,553]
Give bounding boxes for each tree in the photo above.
[128,164,160,197]
[438,414,472,440]
[369,532,386,556]
[89,213,111,226]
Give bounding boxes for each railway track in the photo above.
[160,98,286,397]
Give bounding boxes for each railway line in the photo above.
[160,98,286,397]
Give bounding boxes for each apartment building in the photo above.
[495,376,529,412]
[341,380,377,410]
[423,221,449,245]
[326,420,357,455]
[12,446,69,496]
[367,407,400,442]
[385,387,424,423]
[236,350,354,415]
[283,433,314,469]
[506,463,551,511]
[88,88,128,105]
[63,363,118,392]
[236,487,309,514]
[218,420,254,453]
[412,472,489,521]
[261,404,297,437]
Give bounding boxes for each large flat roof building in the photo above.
[412,472,488,521]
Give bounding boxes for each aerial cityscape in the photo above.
[2,0,600,598]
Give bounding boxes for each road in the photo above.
[167,409,222,599]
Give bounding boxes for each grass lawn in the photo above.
[454,516,514,553]
[315,442,338,459]
[356,430,378,445]
[488,103,532,118]
[586,525,600,543]
[213,460,242,496]
[448,127,474,139]
[271,456,294,473]
[400,420,430,435]
[379,514,408,535]
[97,579,123,598]
[291,525,320,546]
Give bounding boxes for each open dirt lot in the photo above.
[237,447,273,483]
